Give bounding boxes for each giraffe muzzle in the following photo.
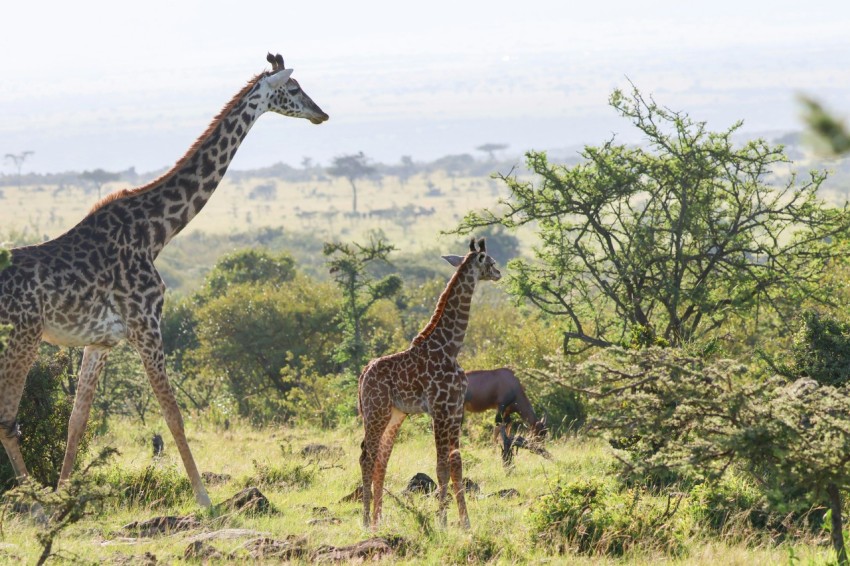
[309,112,330,125]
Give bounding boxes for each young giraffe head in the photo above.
[443,238,502,282]
[256,53,329,124]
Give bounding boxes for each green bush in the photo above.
[536,385,585,437]
[242,459,314,490]
[0,349,92,493]
[528,477,687,557]
[94,464,193,508]
[689,475,773,532]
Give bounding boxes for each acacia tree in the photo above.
[456,87,850,352]
[4,150,33,191]
[327,152,375,215]
[79,169,121,199]
[324,234,402,374]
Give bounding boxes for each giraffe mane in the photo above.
[86,72,269,215]
[412,251,476,346]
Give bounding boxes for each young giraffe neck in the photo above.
[84,75,267,258]
[412,255,479,359]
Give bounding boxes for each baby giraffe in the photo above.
[358,238,501,529]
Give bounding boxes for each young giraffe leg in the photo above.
[58,345,110,485]
[371,407,406,527]
[448,423,471,529]
[433,411,465,527]
[360,401,392,529]
[130,330,210,507]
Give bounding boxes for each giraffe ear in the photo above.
[442,255,464,267]
[267,68,294,87]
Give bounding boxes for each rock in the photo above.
[121,515,199,537]
[300,444,344,459]
[186,529,269,543]
[201,471,232,485]
[403,472,436,495]
[462,477,480,495]
[110,551,158,565]
[240,536,307,560]
[183,541,223,561]
[339,485,363,503]
[312,536,406,562]
[490,488,520,499]
[218,486,274,514]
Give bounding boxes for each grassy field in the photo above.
[0,172,511,252]
[0,415,836,564]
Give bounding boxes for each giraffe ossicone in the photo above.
[0,53,327,510]
[358,237,501,530]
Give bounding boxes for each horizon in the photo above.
[2,1,849,176]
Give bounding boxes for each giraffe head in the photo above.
[257,53,329,124]
[443,238,502,282]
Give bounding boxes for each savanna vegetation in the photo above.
[2,87,850,564]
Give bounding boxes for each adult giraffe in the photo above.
[358,238,501,530]
[0,53,328,507]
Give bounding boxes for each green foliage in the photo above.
[689,474,773,533]
[93,464,192,508]
[197,249,296,304]
[438,532,511,564]
[455,86,850,352]
[3,447,118,566]
[0,349,93,492]
[790,310,850,387]
[278,364,357,429]
[459,291,562,371]
[324,233,403,373]
[190,275,340,423]
[528,477,687,556]
[577,346,850,547]
[93,343,152,427]
[799,96,850,156]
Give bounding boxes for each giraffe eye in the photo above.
[287,85,301,95]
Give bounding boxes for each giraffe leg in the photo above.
[448,425,471,529]
[130,331,210,507]
[360,402,392,529]
[433,413,462,528]
[0,329,45,522]
[58,345,110,485]
[0,329,40,481]
[371,408,406,527]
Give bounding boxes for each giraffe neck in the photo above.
[413,259,478,359]
[83,76,266,258]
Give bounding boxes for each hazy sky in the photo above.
[2,0,849,174]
